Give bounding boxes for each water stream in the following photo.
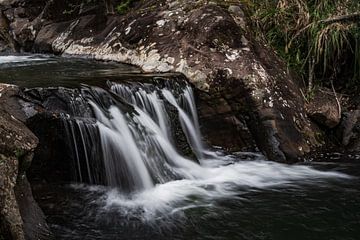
[2,55,359,240]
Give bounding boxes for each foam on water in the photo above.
[71,158,350,221]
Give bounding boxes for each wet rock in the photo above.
[307,89,341,128]
[21,92,99,185]
[16,87,97,183]
[197,91,256,152]
[14,176,53,240]
[18,87,92,117]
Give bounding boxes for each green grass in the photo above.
[247,0,360,92]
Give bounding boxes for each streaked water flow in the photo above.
[65,81,215,191]
[62,81,350,197]
[162,88,206,159]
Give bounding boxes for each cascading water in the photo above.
[61,78,350,221]
[64,80,210,191]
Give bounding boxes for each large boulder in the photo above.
[2,0,323,161]
[0,84,53,240]
[36,1,321,161]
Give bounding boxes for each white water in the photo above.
[73,158,350,221]
[90,101,154,190]
[65,81,351,221]
[111,84,171,140]
[0,55,48,64]
[162,89,206,159]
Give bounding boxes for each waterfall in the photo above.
[64,80,209,192]
[63,80,349,198]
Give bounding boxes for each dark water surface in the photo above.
[32,160,360,240]
[0,54,179,88]
[2,55,359,240]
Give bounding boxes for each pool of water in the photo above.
[31,158,359,240]
[0,54,179,88]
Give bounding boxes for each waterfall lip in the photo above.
[80,84,136,117]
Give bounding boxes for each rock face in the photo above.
[197,88,257,152]
[2,0,324,161]
[0,84,52,240]
[18,87,90,184]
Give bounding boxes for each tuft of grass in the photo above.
[247,0,360,92]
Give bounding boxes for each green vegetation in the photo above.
[247,0,360,92]
[116,0,137,15]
